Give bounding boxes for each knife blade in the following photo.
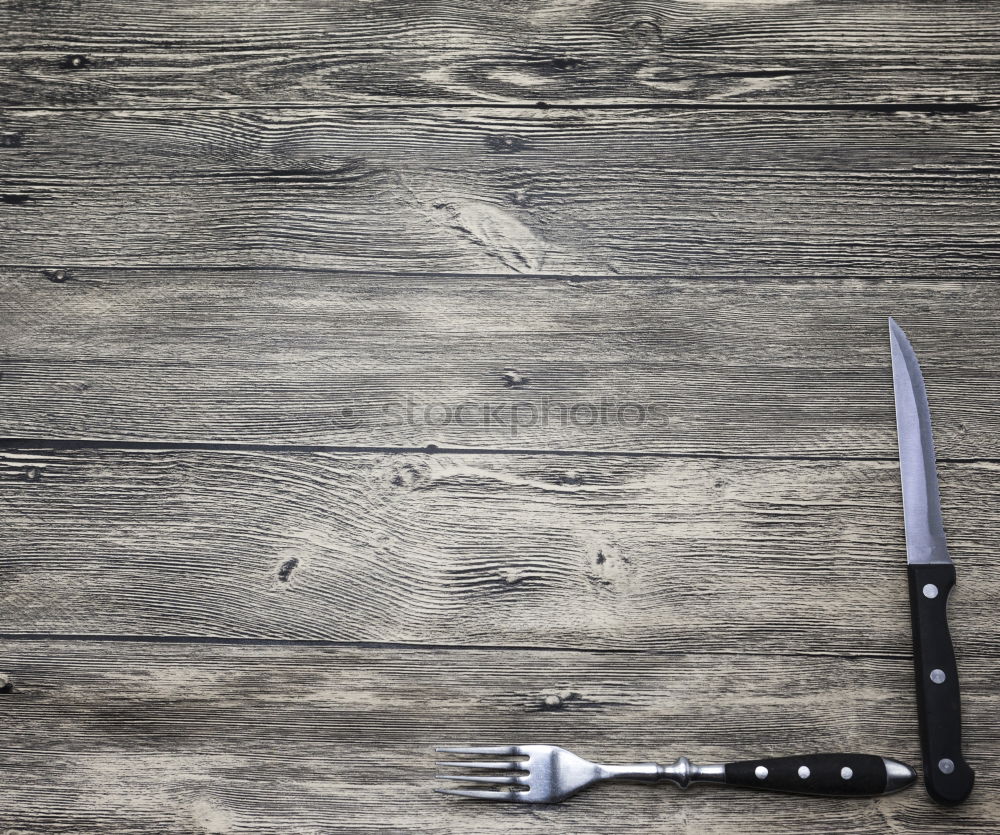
[888,317,973,805]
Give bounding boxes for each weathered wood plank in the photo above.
[3,0,999,107]
[3,270,999,456]
[2,448,997,656]
[0,641,997,833]
[1,109,998,273]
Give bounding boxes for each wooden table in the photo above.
[2,2,998,832]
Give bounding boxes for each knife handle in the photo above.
[908,562,974,805]
[723,753,914,796]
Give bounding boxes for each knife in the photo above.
[888,317,974,805]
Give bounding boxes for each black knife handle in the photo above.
[724,753,914,796]
[908,562,974,805]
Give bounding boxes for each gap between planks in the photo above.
[0,632,912,661]
[1,437,998,465]
[2,103,998,114]
[6,264,1000,283]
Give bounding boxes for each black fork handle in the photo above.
[724,753,915,796]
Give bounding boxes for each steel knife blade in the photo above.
[888,317,973,805]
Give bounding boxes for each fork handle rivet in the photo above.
[755,766,768,780]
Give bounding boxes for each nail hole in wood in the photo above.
[61,54,91,70]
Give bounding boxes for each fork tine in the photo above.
[434,746,519,756]
[434,788,520,802]
[437,774,523,786]
[435,761,523,770]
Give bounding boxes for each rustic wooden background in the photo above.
[2,1,998,832]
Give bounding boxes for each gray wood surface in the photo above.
[2,447,998,659]
[1,641,998,834]
[2,0,998,832]
[2,269,999,454]
[2,109,998,274]
[3,0,999,106]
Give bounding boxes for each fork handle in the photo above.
[723,753,915,796]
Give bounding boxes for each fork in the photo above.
[435,745,916,803]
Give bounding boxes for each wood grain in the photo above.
[0,640,997,833]
[2,447,997,657]
[3,269,999,456]
[2,3,997,832]
[3,0,999,107]
[1,108,998,273]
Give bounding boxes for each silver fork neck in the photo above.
[600,757,727,788]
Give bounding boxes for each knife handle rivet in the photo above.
[922,583,939,599]
[841,767,853,780]
[797,766,810,779]
[754,766,768,780]
[930,668,946,684]
[938,758,955,775]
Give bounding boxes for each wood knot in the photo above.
[501,368,530,389]
[485,135,526,154]
[556,471,584,487]
[42,268,72,283]
[626,19,664,47]
[547,56,580,71]
[0,673,12,693]
[61,54,91,70]
[510,187,531,207]
[335,405,357,428]
[0,132,22,148]
[389,462,426,489]
[496,567,526,587]
[21,466,41,482]
[276,557,299,583]
[538,688,581,711]
[585,542,633,591]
